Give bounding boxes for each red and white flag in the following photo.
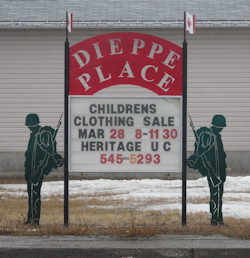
[185,12,195,34]
[67,13,73,33]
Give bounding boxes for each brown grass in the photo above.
[187,197,210,203]
[0,197,249,239]
[0,178,249,239]
[0,179,26,184]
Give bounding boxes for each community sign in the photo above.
[68,32,183,173]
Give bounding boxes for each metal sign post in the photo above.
[64,11,69,226]
[182,11,188,226]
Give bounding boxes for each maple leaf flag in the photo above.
[67,13,73,33]
[186,12,195,34]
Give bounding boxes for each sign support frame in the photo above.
[64,11,69,227]
[182,11,188,226]
[64,30,185,226]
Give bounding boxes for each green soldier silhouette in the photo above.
[188,115,227,226]
[24,113,63,226]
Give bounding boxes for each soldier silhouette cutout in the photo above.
[188,114,227,226]
[24,113,64,226]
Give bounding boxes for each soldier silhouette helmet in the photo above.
[211,115,226,128]
[25,113,40,127]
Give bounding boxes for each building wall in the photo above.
[0,28,250,174]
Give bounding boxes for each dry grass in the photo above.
[0,179,26,184]
[187,197,209,204]
[1,178,249,239]
[0,178,61,184]
[0,197,249,239]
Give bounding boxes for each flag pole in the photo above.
[184,11,186,42]
[182,11,187,226]
[64,11,69,226]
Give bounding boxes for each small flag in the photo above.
[186,12,195,34]
[67,13,73,33]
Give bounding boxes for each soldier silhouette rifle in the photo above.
[24,113,64,226]
[188,114,227,226]
[189,114,222,187]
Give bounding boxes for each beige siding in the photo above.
[0,30,65,152]
[187,29,250,152]
[0,28,249,152]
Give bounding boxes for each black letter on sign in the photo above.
[151,142,159,151]
[163,142,171,151]
[74,116,81,126]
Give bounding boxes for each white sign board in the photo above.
[69,96,182,172]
